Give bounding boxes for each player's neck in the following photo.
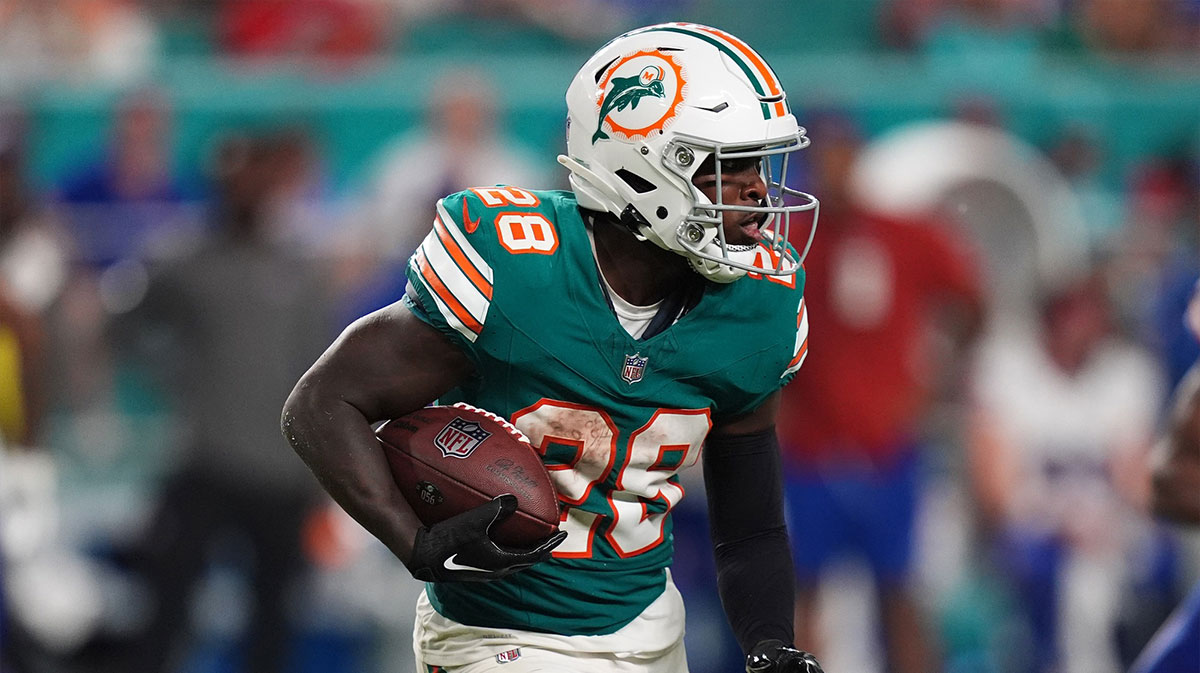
[591,216,693,307]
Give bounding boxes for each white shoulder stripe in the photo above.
[782,298,809,378]
[797,300,809,344]
[420,233,490,326]
[408,247,480,343]
[783,349,808,377]
[435,200,493,282]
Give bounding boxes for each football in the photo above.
[376,403,561,548]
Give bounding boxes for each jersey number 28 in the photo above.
[511,400,711,559]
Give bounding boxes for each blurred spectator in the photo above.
[1106,153,1200,385]
[52,88,196,412]
[345,67,550,321]
[57,88,193,270]
[778,115,984,673]
[0,104,101,663]
[0,108,70,317]
[254,127,342,253]
[120,130,332,673]
[218,0,392,65]
[0,109,67,447]
[916,0,1047,87]
[1072,0,1173,53]
[0,0,159,93]
[0,286,43,450]
[882,0,1053,53]
[0,435,108,673]
[471,0,636,42]
[880,0,942,49]
[967,270,1166,673]
[392,0,662,45]
[1040,0,1200,54]
[361,68,550,261]
[1046,123,1123,249]
[885,0,1200,56]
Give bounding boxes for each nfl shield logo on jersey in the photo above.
[495,648,521,664]
[621,353,648,384]
[434,417,492,459]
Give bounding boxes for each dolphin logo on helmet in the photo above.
[593,65,667,143]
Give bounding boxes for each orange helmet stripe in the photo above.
[688,24,787,118]
[641,23,789,119]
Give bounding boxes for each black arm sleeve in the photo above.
[703,427,796,654]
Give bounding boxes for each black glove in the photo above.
[406,494,567,582]
[746,639,824,673]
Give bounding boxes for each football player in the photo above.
[1129,288,1200,673]
[282,23,822,673]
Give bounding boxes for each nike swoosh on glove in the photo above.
[405,493,567,582]
[746,640,824,673]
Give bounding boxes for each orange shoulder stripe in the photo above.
[788,338,809,369]
[415,250,483,336]
[433,215,493,301]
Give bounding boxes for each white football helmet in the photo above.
[558,22,818,283]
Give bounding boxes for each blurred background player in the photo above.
[57,87,189,270]
[1129,284,1200,673]
[120,131,334,673]
[777,112,984,673]
[0,103,71,673]
[347,67,552,321]
[0,107,64,451]
[361,67,550,264]
[967,269,1165,673]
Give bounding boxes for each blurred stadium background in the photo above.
[1,1,1199,672]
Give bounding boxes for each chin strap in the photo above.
[618,204,652,240]
[687,251,751,283]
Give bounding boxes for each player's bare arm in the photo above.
[705,390,823,672]
[282,299,564,581]
[281,299,473,563]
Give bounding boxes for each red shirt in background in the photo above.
[779,208,982,467]
[219,0,386,62]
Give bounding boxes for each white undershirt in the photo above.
[587,227,662,339]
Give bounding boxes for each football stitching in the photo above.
[449,402,533,445]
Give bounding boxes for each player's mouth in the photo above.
[728,212,767,244]
[738,220,764,242]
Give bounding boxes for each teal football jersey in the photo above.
[403,186,809,636]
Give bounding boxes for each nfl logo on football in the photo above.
[622,353,648,384]
[434,417,492,459]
